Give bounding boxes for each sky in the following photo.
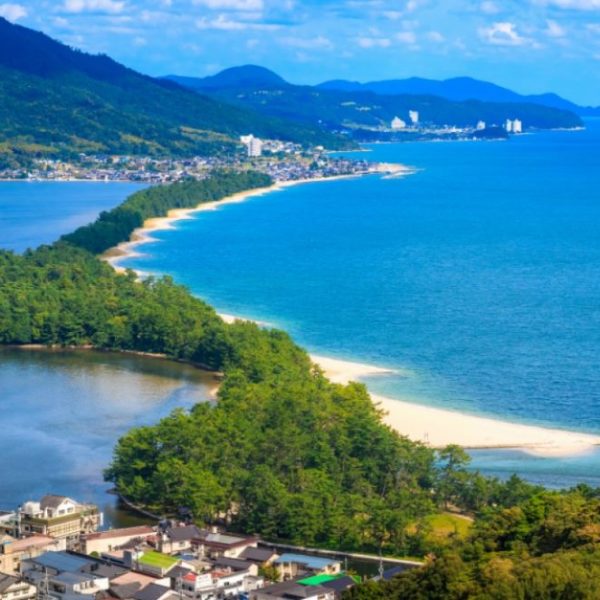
[1,0,599,105]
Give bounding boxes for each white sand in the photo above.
[102,172,600,457]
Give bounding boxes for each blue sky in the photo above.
[1,0,599,105]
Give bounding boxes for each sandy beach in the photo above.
[103,171,600,458]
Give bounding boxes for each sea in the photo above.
[1,123,600,508]
[119,119,600,488]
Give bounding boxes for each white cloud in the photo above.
[587,22,600,32]
[357,36,391,48]
[480,1,500,14]
[478,21,530,45]
[534,0,600,9]
[426,30,445,42]
[193,0,263,10]
[133,36,147,46]
[545,19,566,36]
[0,2,27,21]
[280,35,333,49]
[63,0,125,14]
[196,13,276,29]
[396,31,417,44]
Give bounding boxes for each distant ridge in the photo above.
[168,65,289,90]
[167,67,583,134]
[317,76,600,117]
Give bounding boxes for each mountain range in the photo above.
[0,16,589,169]
[167,66,583,136]
[0,19,345,168]
[317,76,600,118]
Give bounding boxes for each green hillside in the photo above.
[168,66,582,135]
[0,20,348,168]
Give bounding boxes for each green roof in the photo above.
[298,573,345,586]
[138,551,178,569]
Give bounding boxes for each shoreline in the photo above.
[102,172,600,458]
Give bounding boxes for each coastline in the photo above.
[102,172,600,458]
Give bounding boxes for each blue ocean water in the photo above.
[0,181,145,252]
[121,121,600,487]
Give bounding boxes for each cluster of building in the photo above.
[390,110,420,130]
[1,495,416,600]
[504,118,523,133]
[0,142,376,184]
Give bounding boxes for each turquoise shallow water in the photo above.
[120,121,600,487]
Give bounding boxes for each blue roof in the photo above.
[32,552,92,573]
[274,553,338,570]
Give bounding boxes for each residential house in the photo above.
[249,580,334,600]
[0,574,37,600]
[192,531,258,559]
[0,534,62,574]
[158,526,203,556]
[21,552,110,599]
[19,496,101,549]
[272,554,341,582]
[239,547,278,566]
[82,527,155,556]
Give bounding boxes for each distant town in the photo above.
[0,114,523,184]
[0,494,418,600]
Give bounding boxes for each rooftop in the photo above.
[84,526,154,541]
[138,551,178,570]
[29,551,93,573]
[274,553,339,570]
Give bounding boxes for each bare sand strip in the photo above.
[102,171,600,457]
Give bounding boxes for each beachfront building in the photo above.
[18,495,101,549]
[409,110,419,125]
[391,116,406,130]
[512,119,523,133]
[476,120,486,130]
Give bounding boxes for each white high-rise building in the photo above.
[391,116,406,129]
[241,134,263,157]
[512,119,523,134]
[505,119,513,133]
[476,120,486,130]
[409,110,419,125]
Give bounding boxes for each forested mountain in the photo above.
[0,20,347,168]
[318,75,600,117]
[168,66,583,134]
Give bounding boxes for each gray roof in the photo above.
[110,582,142,599]
[52,572,94,585]
[40,495,71,510]
[257,581,332,598]
[0,574,19,594]
[321,575,356,593]
[212,556,252,571]
[240,547,277,563]
[132,583,172,600]
[165,525,202,542]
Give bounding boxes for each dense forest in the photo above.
[62,170,272,254]
[1,172,599,594]
[0,18,348,168]
[344,487,600,599]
